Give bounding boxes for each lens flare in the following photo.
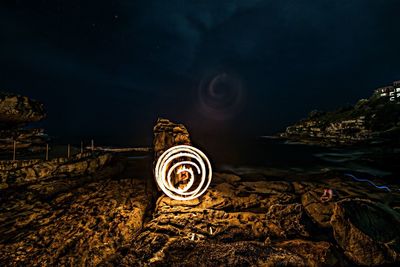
[155,145,212,200]
[198,72,245,120]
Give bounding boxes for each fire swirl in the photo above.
[155,145,212,201]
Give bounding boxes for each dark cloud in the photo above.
[0,0,399,145]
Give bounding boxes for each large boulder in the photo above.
[0,92,46,126]
[301,189,336,228]
[330,198,400,266]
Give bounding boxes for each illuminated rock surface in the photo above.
[153,118,191,164]
[0,152,115,189]
[0,176,150,266]
[105,173,337,266]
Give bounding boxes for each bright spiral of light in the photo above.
[155,145,212,201]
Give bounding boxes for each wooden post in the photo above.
[13,140,16,161]
[46,144,49,161]
[67,144,71,159]
[91,139,94,151]
[81,141,83,154]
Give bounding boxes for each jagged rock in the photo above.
[0,178,150,266]
[331,199,400,266]
[0,92,46,126]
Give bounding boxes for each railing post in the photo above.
[46,144,49,161]
[13,140,16,161]
[81,141,83,154]
[67,144,71,159]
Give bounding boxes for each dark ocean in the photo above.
[199,136,399,179]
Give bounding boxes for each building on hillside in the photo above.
[375,80,400,102]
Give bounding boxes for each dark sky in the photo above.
[1,0,400,146]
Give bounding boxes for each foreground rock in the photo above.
[2,117,400,266]
[0,178,151,266]
[331,199,400,266]
[105,173,340,266]
[4,162,400,266]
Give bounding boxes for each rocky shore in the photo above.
[0,152,117,189]
[1,111,400,266]
[279,90,400,147]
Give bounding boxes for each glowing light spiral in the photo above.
[155,145,212,201]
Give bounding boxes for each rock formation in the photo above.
[103,119,400,266]
[0,152,115,189]
[152,118,191,164]
[0,92,46,125]
[331,199,400,266]
[151,118,192,196]
[0,92,48,153]
[106,174,338,266]
[1,117,400,266]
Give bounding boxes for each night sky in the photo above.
[1,0,400,146]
